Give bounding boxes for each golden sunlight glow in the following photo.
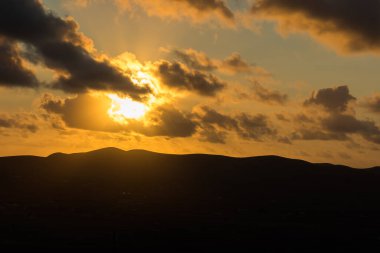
[107,94,149,122]
[107,53,167,124]
[112,52,161,94]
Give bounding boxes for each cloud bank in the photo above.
[0,0,151,99]
[252,0,380,54]
[116,0,235,26]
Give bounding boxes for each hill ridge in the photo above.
[2,147,376,170]
[1,147,380,251]
[44,147,375,170]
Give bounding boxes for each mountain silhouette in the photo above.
[1,148,380,252]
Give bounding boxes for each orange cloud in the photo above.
[116,0,235,27]
[252,0,380,55]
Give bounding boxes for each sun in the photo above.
[106,69,159,124]
[107,94,149,123]
[107,55,162,124]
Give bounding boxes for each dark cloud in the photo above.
[114,0,235,26]
[220,53,252,74]
[0,37,38,88]
[198,124,228,144]
[156,61,225,96]
[252,0,380,54]
[199,106,238,130]
[44,42,150,99]
[291,129,348,141]
[251,82,288,105]
[362,94,380,113]
[221,55,273,79]
[195,107,237,143]
[0,0,150,98]
[236,113,276,140]
[322,113,380,144]
[289,86,380,145]
[196,106,276,142]
[170,48,263,75]
[172,48,217,71]
[304,86,356,112]
[180,0,234,21]
[139,106,197,138]
[0,114,38,133]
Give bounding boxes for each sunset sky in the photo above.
[1,0,380,167]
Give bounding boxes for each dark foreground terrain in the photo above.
[1,148,380,252]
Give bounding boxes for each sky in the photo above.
[0,0,380,167]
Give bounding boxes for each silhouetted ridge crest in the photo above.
[0,147,380,251]
[42,148,376,171]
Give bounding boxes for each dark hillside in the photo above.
[0,148,379,252]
